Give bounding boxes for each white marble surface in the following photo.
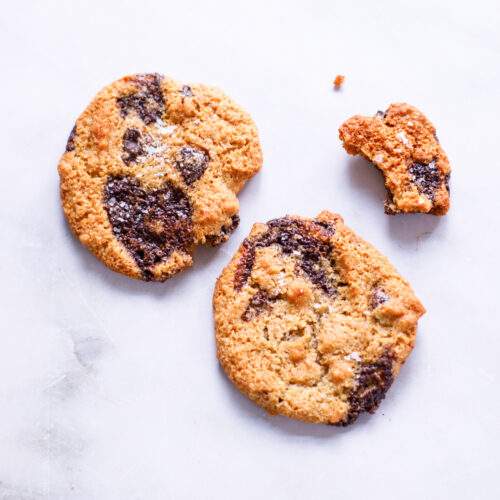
[1,0,499,498]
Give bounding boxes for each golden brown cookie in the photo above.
[213,211,425,425]
[59,73,262,281]
[339,103,451,215]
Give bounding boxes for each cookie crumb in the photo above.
[333,75,345,88]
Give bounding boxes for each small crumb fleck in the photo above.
[276,272,286,290]
[313,302,330,314]
[157,124,177,136]
[396,131,410,146]
[333,75,345,88]
[344,352,362,362]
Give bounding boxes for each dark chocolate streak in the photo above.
[117,73,165,125]
[371,286,389,309]
[174,146,209,185]
[205,215,240,247]
[234,217,337,296]
[66,125,76,152]
[122,127,144,164]
[104,176,193,280]
[337,351,395,426]
[182,85,193,97]
[242,290,274,321]
[444,173,450,194]
[408,160,442,200]
[384,191,396,216]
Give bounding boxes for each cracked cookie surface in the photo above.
[213,211,425,425]
[59,73,262,281]
[339,103,450,215]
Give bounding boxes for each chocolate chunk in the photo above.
[444,173,450,193]
[234,217,337,296]
[371,286,389,309]
[182,85,193,97]
[370,164,397,216]
[375,110,386,120]
[312,219,336,236]
[117,73,165,125]
[408,160,441,200]
[339,351,395,426]
[283,327,305,341]
[174,146,209,184]
[300,255,336,297]
[234,239,255,292]
[104,176,193,280]
[384,191,396,215]
[66,125,76,152]
[242,289,273,321]
[205,215,240,247]
[122,127,144,164]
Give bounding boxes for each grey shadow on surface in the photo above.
[386,212,443,249]
[57,171,262,297]
[346,156,444,246]
[346,155,388,208]
[60,208,220,298]
[217,365,376,438]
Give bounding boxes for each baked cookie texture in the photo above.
[339,103,450,215]
[59,73,262,281]
[214,211,425,425]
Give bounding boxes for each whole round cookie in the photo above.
[59,73,262,281]
[213,211,425,425]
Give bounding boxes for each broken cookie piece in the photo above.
[214,210,425,425]
[339,103,451,215]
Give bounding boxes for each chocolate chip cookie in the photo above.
[59,73,262,281]
[213,211,425,425]
[339,103,450,215]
